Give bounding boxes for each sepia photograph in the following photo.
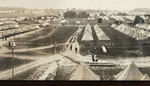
[0,0,150,81]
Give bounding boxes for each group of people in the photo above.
[69,44,78,54]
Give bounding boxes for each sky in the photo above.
[0,0,150,10]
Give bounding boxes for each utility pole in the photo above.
[11,48,14,80]
[9,41,16,80]
[98,41,106,80]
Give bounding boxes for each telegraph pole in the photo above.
[11,47,14,80]
[9,41,16,80]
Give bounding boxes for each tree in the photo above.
[115,21,122,25]
[78,11,89,18]
[117,12,127,16]
[144,15,150,23]
[64,11,77,18]
[97,18,103,23]
[99,12,106,16]
[134,15,145,24]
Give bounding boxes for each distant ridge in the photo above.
[0,6,26,11]
[131,8,150,14]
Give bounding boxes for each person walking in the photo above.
[75,47,78,53]
[70,44,72,51]
[92,54,95,62]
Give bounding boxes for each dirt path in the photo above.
[38,62,58,80]
[28,27,56,42]
[14,43,65,52]
[0,44,65,54]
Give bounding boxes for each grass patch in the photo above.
[0,57,33,71]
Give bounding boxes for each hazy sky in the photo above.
[0,0,150,10]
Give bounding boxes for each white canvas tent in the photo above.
[94,24,110,40]
[112,24,149,40]
[70,63,100,80]
[115,61,144,80]
[82,24,94,41]
[141,74,150,80]
[102,45,107,53]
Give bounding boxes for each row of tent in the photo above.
[69,61,150,80]
[0,24,40,37]
[135,24,150,30]
[0,17,29,22]
[81,24,111,41]
[123,16,135,21]
[94,24,110,40]
[99,16,109,21]
[0,24,19,30]
[0,21,19,30]
[81,24,94,41]
[111,16,124,21]
[111,24,149,40]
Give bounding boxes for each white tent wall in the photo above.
[115,61,144,80]
[70,63,100,80]
[111,24,148,40]
[94,24,110,40]
[81,24,94,41]
[141,74,150,80]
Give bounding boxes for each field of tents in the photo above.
[1,13,150,81]
[59,22,150,80]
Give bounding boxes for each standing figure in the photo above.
[70,44,72,51]
[92,54,95,62]
[75,47,78,53]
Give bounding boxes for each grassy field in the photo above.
[32,26,78,44]
[0,24,78,74]
[2,25,78,57]
[0,56,32,71]
[10,63,51,80]
[4,27,53,49]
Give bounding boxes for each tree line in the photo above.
[64,11,89,18]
